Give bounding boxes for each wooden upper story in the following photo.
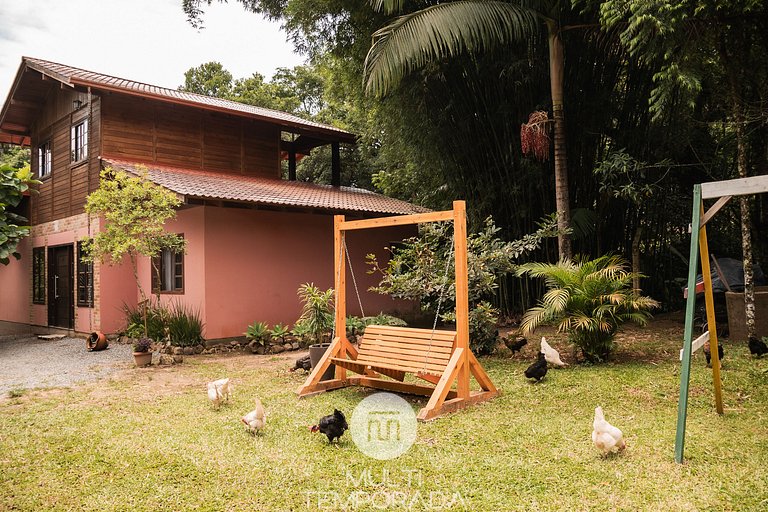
[0,57,356,225]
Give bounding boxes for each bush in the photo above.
[442,301,499,355]
[297,283,334,343]
[346,313,408,338]
[245,321,270,346]
[122,301,166,341]
[518,255,660,362]
[270,323,290,344]
[166,302,204,347]
[290,320,313,347]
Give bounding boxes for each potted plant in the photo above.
[296,284,336,380]
[132,337,153,367]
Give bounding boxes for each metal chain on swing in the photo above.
[423,227,455,371]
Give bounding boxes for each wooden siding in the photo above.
[30,88,101,225]
[101,95,280,177]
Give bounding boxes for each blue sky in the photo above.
[0,0,304,98]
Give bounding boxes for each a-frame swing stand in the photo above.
[675,175,768,463]
[296,200,499,421]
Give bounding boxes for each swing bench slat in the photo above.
[330,325,456,380]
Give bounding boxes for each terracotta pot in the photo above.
[133,351,152,367]
[87,331,109,351]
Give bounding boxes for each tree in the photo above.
[81,168,187,304]
[0,164,39,265]
[0,145,30,169]
[180,61,233,97]
[362,0,581,259]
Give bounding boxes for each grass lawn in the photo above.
[1,316,767,511]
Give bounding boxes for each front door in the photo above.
[48,245,74,329]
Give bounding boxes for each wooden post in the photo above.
[698,205,724,414]
[334,215,347,379]
[331,142,340,187]
[675,185,702,463]
[288,148,296,181]
[453,200,470,399]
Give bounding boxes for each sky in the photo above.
[0,0,305,99]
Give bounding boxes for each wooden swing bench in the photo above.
[331,325,456,384]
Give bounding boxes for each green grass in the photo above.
[1,321,767,511]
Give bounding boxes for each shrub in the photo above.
[245,321,270,346]
[518,255,660,362]
[290,320,312,347]
[297,283,334,343]
[166,302,204,347]
[442,301,499,355]
[122,301,166,341]
[133,337,153,353]
[270,323,290,344]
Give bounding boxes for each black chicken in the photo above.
[504,335,528,354]
[748,335,768,357]
[703,341,724,367]
[290,355,312,372]
[524,351,547,382]
[310,409,348,443]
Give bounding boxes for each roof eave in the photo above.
[72,77,357,144]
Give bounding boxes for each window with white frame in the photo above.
[71,119,88,163]
[38,141,51,178]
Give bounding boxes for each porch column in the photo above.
[331,142,340,187]
[288,146,297,181]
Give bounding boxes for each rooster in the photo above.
[242,398,267,435]
[592,406,626,456]
[524,351,548,382]
[703,341,724,367]
[748,335,768,357]
[310,409,348,444]
[540,337,567,367]
[504,335,527,354]
[207,378,232,409]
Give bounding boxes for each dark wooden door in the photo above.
[48,245,74,328]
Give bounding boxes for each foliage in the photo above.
[166,303,205,347]
[290,320,313,346]
[345,313,407,338]
[270,323,290,344]
[81,168,186,303]
[0,164,40,265]
[180,61,233,97]
[296,283,335,343]
[518,255,660,362]
[244,321,271,346]
[0,145,30,169]
[442,300,500,355]
[132,337,153,353]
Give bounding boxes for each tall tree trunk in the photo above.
[547,21,572,260]
[734,107,756,339]
[632,226,643,293]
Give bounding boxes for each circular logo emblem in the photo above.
[350,392,417,460]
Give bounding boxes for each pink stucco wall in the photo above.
[0,238,31,324]
[98,258,137,334]
[131,206,415,340]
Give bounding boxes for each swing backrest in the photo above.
[356,325,457,376]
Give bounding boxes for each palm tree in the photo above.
[364,0,574,259]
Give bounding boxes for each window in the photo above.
[33,247,45,304]
[77,242,94,307]
[71,119,88,163]
[152,242,184,293]
[38,141,51,178]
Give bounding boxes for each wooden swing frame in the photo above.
[296,200,499,421]
[675,175,768,463]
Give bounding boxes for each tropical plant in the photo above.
[0,163,40,265]
[166,302,205,347]
[270,323,290,344]
[290,320,313,347]
[364,0,582,258]
[518,255,660,362]
[133,337,153,353]
[245,321,271,346]
[296,283,335,343]
[122,301,167,342]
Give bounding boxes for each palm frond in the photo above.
[370,0,405,15]
[364,1,538,96]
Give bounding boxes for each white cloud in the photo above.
[0,0,304,99]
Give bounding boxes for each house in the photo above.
[0,57,425,339]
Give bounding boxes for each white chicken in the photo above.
[242,398,267,435]
[592,406,626,455]
[207,378,232,409]
[540,337,567,367]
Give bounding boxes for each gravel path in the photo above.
[0,335,133,396]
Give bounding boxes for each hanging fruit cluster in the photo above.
[520,110,551,162]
